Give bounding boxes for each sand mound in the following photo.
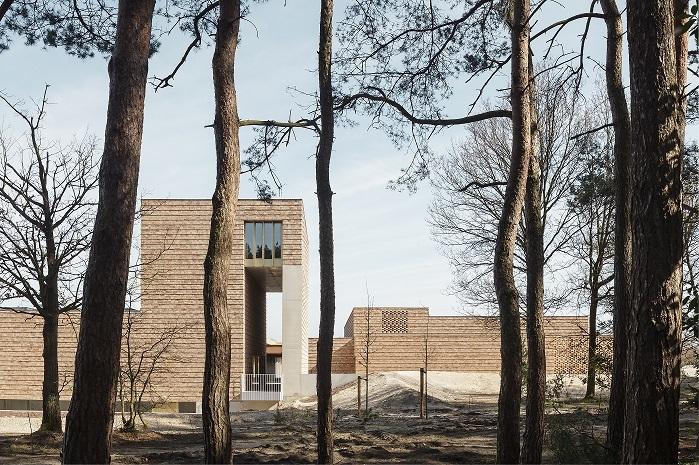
[284,372,491,411]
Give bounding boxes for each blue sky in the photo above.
[0,1,621,339]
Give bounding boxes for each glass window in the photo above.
[244,223,254,259]
[245,221,283,264]
[274,223,282,259]
[264,222,273,259]
[255,222,263,259]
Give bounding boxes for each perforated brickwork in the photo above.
[381,310,409,333]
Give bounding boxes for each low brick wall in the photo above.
[308,337,355,373]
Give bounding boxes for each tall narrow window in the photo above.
[274,223,282,259]
[245,223,254,259]
[255,222,263,259]
[264,222,273,259]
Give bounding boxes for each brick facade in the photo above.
[139,199,308,401]
[0,311,79,400]
[0,199,601,406]
[307,337,355,374]
[307,308,595,375]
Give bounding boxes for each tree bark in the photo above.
[62,0,155,461]
[623,0,687,462]
[316,0,336,463]
[202,1,241,463]
[599,0,632,459]
[521,76,545,464]
[40,313,62,433]
[585,285,599,398]
[41,217,62,433]
[494,0,530,462]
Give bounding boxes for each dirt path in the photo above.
[0,371,697,463]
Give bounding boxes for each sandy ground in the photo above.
[0,373,697,464]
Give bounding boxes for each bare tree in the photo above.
[567,99,616,399]
[683,144,699,338]
[118,306,187,432]
[0,87,98,434]
[623,0,689,461]
[420,317,436,419]
[429,67,584,312]
[62,0,156,461]
[356,288,377,417]
[118,214,180,433]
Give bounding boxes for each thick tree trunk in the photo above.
[624,0,687,462]
[599,0,632,459]
[202,1,241,463]
[585,285,599,398]
[494,0,530,462]
[40,313,62,433]
[521,99,545,464]
[62,0,155,461]
[316,0,336,463]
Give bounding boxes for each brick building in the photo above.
[0,198,592,411]
[308,308,591,376]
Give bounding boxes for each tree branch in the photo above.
[151,1,220,91]
[459,180,508,192]
[337,88,512,126]
[0,0,13,22]
[570,122,614,140]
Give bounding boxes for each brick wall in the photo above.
[307,337,355,373]
[140,198,308,400]
[0,198,606,402]
[0,311,79,400]
[0,199,308,404]
[347,308,592,374]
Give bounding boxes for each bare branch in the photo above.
[337,88,512,126]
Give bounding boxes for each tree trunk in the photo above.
[623,0,687,462]
[202,1,241,463]
[423,370,427,419]
[40,313,62,433]
[521,95,545,464]
[585,285,599,398]
[41,237,62,433]
[365,372,369,415]
[419,368,425,419]
[316,0,336,463]
[62,0,155,461]
[599,0,632,459]
[494,0,530,462]
[674,0,688,147]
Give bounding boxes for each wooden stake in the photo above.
[419,368,425,419]
[357,375,362,417]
